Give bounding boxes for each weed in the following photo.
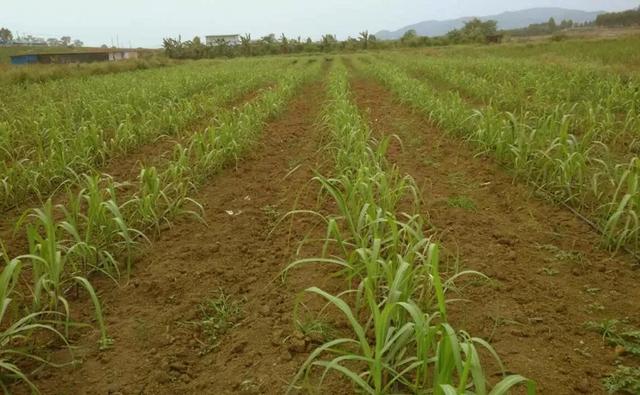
[262,204,281,227]
[447,195,477,211]
[604,366,640,394]
[587,319,640,357]
[539,267,559,276]
[189,290,244,354]
[536,243,583,264]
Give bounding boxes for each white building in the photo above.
[205,34,241,46]
[108,50,139,61]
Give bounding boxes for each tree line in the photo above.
[163,19,503,60]
[503,17,579,37]
[0,27,83,47]
[596,6,640,27]
[163,32,375,59]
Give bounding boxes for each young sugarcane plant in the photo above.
[288,246,535,395]
[19,199,112,349]
[0,258,70,393]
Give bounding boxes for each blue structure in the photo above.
[10,54,39,65]
[9,50,138,66]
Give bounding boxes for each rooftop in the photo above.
[11,49,138,58]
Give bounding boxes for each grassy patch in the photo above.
[262,204,281,227]
[604,366,640,394]
[587,319,640,394]
[587,319,640,357]
[446,195,477,211]
[188,290,244,354]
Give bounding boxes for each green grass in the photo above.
[587,319,640,394]
[421,34,640,69]
[188,290,244,354]
[447,195,477,211]
[604,366,640,394]
[587,319,640,357]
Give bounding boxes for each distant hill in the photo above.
[375,7,604,40]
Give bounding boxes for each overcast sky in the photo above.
[3,0,638,47]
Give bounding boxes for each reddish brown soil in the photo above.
[348,77,640,395]
[22,80,348,395]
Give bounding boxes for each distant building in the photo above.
[10,50,139,65]
[205,34,241,46]
[12,37,47,46]
[108,50,139,61]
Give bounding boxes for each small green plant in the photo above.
[550,33,568,42]
[189,290,244,354]
[262,204,281,227]
[295,319,335,344]
[447,195,477,211]
[0,259,70,392]
[447,172,470,188]
[539,267,559,276]
[536,244,584,264]
[587,319,640,357]
[604,366,640,394]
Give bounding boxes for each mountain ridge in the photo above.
[375,7,604,40]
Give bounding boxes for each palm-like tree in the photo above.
[240,34,252,56]
[359,30,369,50]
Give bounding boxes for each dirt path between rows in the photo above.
[349,76,640,395]
[27,80,342,395]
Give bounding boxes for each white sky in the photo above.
[2,0,638,47]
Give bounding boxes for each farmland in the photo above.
[0,35,640,395]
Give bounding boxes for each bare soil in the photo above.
[348,76,640,395]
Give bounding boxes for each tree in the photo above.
[321,34,337,52]
[596,7,640,27]
[548,17,557,31]
[60,36,72,46]
[303,37,317,52]
[213,38,230,56]
[560,19,574,29]
[368,34,378,49]
[359,30,369,49]
[258,34,277,55]
[163,37,185,59]
[47,38,60,46]
[240,34,252,56]
[280,34,289,54]
[447,19,497,43]
[187,36,205,58]
[401,29,417,43]
[0,27,12,43]
[73,39,84,47]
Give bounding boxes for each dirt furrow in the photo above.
[349,77,640,395]
[27,80,340,395]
